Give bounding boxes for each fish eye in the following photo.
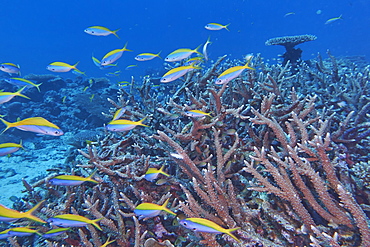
[182,222,187,226]
[192,227,197,230]
[162,78,166,81]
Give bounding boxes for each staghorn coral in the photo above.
[5,52,370,247]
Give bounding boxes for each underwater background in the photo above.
[0,0,369,246]
[1,0,369,77]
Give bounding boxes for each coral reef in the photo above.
[1,51,370,247]
[265,34,317,66]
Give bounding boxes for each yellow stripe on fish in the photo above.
[160,64,200,83]
[215,60,255,84]
[0,117,63,136]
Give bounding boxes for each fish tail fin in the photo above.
[73,61,80,70]
[0,118,12,134]
[34,83,42,92]
[113,29,120,39]
[19,139,25,149]
[92,218,103,231]
[157,51,162,59]
[206,36,212,44]
[244,58,255,70]
[15,86,30,99]
[161,198,176,216]
[138,116,149,127]
[226,227,241,242]
[244,65,255,70]
[225,23,231,31]
[159,165,170,177]
[189,62,201,70]
[24,200,46,223]
[74,69,86,76]
[194,44,203,55]
[87,169,99,183]
[123,42,132,52]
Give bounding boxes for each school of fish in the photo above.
[0,15,343,244]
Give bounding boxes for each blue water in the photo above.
[0,0,368,79]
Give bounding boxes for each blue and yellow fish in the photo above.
[7,227,41,237]
[215,60,255,84]
[165,46,202,62]
[0,141,24,156]
[47,214,102,230]
[0,63,21,75]
[325,15,342,24]
[144,165,170,182]
[49,171,99,186]
[0,117,63,136]
[134,198,176,218]
[92,55,118,69]
[112,107,126,120]
[101,43,132,66]
[0,200,45,223]
[160,64,200,83]
[135,52,161,61]
[106,116,148,132]
[202,36,212,61]
[0,87,30,104]
[4,78,42,92]
[205,23,230,31]
[185,110,212,118]
[105,70,121,77]
[180,217,240,242]
[84,26,120,38]
[41,227,70,238]
[47,62,82,73]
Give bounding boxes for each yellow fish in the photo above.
[0,87,30,104]
[325,15,342,24]
[180,217,240,242]
[145,165,170,182]
[135,52,162,61]
[0,200,46,223]
[84,26,120,38]
[160,64,200,83]
[205,23,230,31]
[165,45,202,62]
[0,141,24,156]
[106,117,148,132]
[101,43,132,66]
[49,170,99,186]
[47,62,82,73]
[215,60,255,84]
[0,117,63,136]
[185,110,211,117]
[47,214,102,231]
[134,198,176,218]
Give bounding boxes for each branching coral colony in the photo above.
[4,52,370,247]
